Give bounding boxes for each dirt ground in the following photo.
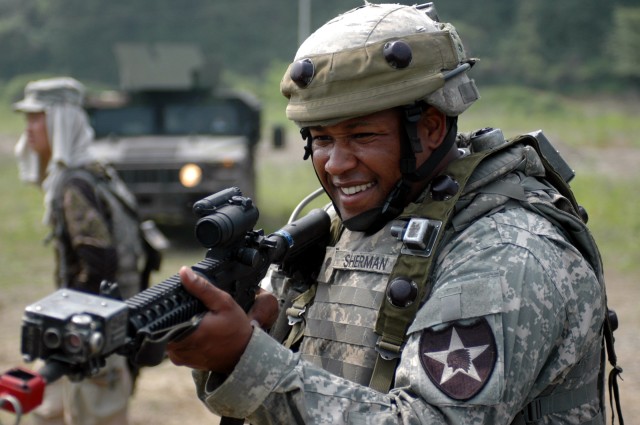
[1,135,639,425]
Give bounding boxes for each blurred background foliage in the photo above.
[0,0,638,260]
[0,0,638,97]
[2,0,637,140]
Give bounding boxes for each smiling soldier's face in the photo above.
[309,109,406,222]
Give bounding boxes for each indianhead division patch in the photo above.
[419,319,497,401]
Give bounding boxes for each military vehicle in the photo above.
[87,43,261,227]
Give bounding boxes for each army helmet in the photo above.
[280,2,479,128]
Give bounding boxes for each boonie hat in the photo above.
[13,77,85,113]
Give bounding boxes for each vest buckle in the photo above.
[375,339,403,361]
[286,306,306,325]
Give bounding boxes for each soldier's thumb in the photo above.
[178,265,228,310]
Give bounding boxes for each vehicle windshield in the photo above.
[89,102,242,138]
[165,103,241,135]
[90,106,154,138]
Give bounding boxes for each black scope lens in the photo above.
[194,203,258,248]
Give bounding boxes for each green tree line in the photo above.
[0,0,638,93]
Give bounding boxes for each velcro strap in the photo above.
[283,285,317,348]
[303,318,377,347]
[369,355,399,393]
[372,150,494,393]
[524,383,600,422]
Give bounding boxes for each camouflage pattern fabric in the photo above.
[54,170,118,294]
[88,165,145,300]
[297,220,404,386]
[191,199,604,424]
[43,165,135,425]
[31,355,132,425]
[189,134,605,423]
[53,164,144,299]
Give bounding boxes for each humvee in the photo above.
[87,43,261,227]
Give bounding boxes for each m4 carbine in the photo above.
[1,187,331,417]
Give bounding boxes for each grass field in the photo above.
[1,87,638,424]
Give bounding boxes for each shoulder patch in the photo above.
[419,319,497,401]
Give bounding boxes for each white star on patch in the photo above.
[424,327,489,384]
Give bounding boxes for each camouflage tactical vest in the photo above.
[280,128,621,423]
[298,218,405,385]
[52,164,147,299]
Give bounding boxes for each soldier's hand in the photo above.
[166,266,253,374]
[249,288,279,330]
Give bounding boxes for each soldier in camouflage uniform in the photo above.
[166,4,611,424]
[14,77,137,425]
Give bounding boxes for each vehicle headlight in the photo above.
[179,163,202,188]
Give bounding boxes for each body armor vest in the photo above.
[51,165,159,299]
[298,219,405,385]
[279,129,622,423]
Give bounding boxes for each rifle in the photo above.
[0,187,331,423]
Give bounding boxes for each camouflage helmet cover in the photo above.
[280,3,479,128]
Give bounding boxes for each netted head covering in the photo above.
[13,77,97,224]
[280,3,479,128]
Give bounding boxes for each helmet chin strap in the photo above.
[401,103,458,183]
[343,110,458,233]
[300,112,458,234]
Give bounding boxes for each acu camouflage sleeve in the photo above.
[60,180,118,293]
[192,208,603,424]
[394,208,604,423]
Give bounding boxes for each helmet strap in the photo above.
[352,110,458,230]
[401,109,458,183]
[402,103,425,156]
[300,127,313,160]
[299,112,458,234]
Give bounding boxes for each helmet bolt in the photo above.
[383,41,413,69]
[290,58,315,88]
